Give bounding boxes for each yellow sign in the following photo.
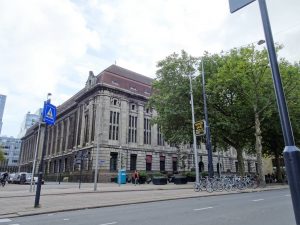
[195,120,205,136]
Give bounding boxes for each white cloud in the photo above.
[0,0,101,136]
[0,0,299,137]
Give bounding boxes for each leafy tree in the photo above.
[262,60,300,181]
[0,146,4,162]
[148,51,200,171]
[149,50,200,146]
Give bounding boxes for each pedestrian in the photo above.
[133,170,139,185]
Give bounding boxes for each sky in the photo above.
[0,0,299,137]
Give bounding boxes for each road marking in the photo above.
[63,218,70,221]
[194,207,213,211]
[9,224,20,225]
[0,219,11,223]
[252,199,264,202]
[99,222,118,225]
[285,194,291,197]
[48,213,56,216]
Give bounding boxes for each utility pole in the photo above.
[201,60,214,178]
[188,73,200,187]
[229,0,300,224]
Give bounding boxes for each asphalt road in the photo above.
[0,189,296,225]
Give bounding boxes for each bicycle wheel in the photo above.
[206,182,213,193]
[194,183,201,192]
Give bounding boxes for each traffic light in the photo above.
[195,120,206,136]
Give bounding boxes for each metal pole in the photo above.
[79,152,83,189]
[258,0,300,224]
[118,147,121,186]
[188,73,200,185]
[30,122,41,192]
[94,132,100,191]
[34,123,47,208]
[201,60,214,178]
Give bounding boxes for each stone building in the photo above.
[19,65,257,182]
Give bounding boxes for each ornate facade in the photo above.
[19,65,257,182]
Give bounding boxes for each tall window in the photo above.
[110,152,118,171]
[62,119,67,151]
[144,118,151,144]
[130,154,137,171]
[67,116,74,149]
[84,114,89,144]
[109,111,119,140]
[57,123,62,152]
[64,158,68,172]
[172,157,178,172]
[128,115,137,143]
[77,106,83,146]
[146,155,152,171]
[91,104,96,142]
[157,127,164,146]
[160,156,165,172]
[235,161,239,173]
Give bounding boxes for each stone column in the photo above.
[88,100,94,144]
[65,117,70,152]
[120,99,129,146]
[137,104,144,146]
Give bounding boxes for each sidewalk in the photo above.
[0,182,289,219]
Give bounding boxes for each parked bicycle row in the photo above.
[194,175,264,192]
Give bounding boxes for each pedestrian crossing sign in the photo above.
[42,101,57,125]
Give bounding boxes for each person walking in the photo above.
[134,170,139,186]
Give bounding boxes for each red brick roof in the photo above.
[97,64,153,97]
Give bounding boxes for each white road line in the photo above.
[194,207,214,211]
[0,219,11,223]
[47,213,56,216]
[252,199,264,202]
[99,222,118,225]
[63,218,70,221]
[9,224,20,225]
[285,194,291,197]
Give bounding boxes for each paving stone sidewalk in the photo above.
[0,182,289,219]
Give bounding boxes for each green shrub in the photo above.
[201,172,209,177]
[186,171,196,178]
[152,172,166,178]
[139,171,148,178]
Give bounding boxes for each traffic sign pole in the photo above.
[34,123,47,208]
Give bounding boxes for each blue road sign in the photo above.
[42,101,57,125]
[229,0,255,13]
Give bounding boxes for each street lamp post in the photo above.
[94,132,102,191]
[201,60,214,178]
[229,0,300,223]
[257,1,300,223]
[29,122,41,192]
[188,73,200,187]
[118,146,122,186]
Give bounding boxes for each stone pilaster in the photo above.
[137,104,144,146]
[120,98,128,146]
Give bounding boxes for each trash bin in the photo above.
[118,169,127,184]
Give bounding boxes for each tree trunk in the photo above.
[254,110,265,184]
[236,148,245,176]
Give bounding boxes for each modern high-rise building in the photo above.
[0,136,21,172]
[0,94,6,135]
[18,109,42,138]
